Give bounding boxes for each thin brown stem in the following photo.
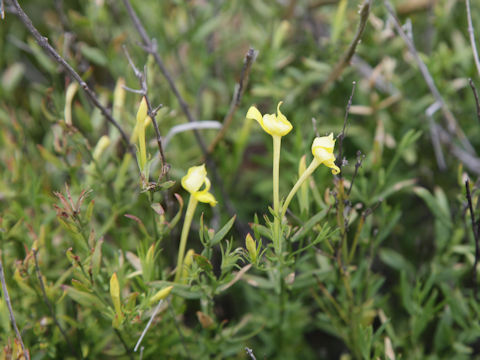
[426,102,447,171]
[121,0,207,154]
[384,0,476,155]
[320,0,371,93]
[9,0,134,156]
[336,81,356,176]
[0,257,30,360]
[208,47,257,154]
[435,124,480,175]
[466,0,480,79]
[465,179,479,300]
[469,79,480,125]
[32,249,80,359]
[123,46,167,174]
[347,150,364,196]
[121,0,249,235]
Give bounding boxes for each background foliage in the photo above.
[1,0,480,359]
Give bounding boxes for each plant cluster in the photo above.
[1,0,480,359]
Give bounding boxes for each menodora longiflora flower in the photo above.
[282,133,340,217]
[246,101,293,255]
[174,164,217,283]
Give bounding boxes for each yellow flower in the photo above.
[311,133,340,175]
[246,101,293,137]
[181,164,217,206]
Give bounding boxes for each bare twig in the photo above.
[351,55,400,95]
[123,46,167,174]
[426,101,447,171]
[32,249,80,359]
[435,124,480,174]
[134,300,165,352]
[207,47,258,154]
[245,347,257,360]
[9,0,134,156]
[163,121,222,148]
[320,0,371,93]
[347,150,364,195]
[336,81,356,176]
[465,179,479,300]
[396,0,435,15]
[466,0,480,79]
[384,0,476,156]
[121,0,208,154]
[122,0,250,236]
[469,79,480,124]
[0,257,30,360]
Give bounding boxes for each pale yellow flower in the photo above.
[311,133,340,175]
[246,101,293,137]
[181,164,217,206]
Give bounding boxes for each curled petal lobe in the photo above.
[246,106,263,124]
[311,134,340,175]
[181,165,217,207]
[182,164,207,194]
[194,190,217,207]
[312,133,335,153]
[246,101,293,137]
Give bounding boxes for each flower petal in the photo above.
[181,164,207,194]
[312,147,335,164]
[275,102,293,136]
[247,102,292,137]
[312,133,335,153]
[329,164,340,175]
[261,113,292,137]
[311,138,340,175]
[246,106,263,124]
[194,190,217,207]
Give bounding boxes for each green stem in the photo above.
[272,135,282,254]
[174,195,198,283]
[281,157,320,218]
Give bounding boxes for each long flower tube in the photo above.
[246,102,292,254]
[174,164,217,283]
[281,133,340,217]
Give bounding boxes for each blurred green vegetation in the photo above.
[1,0,480,359]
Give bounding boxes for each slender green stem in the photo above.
[272,135,282,254]
[174,195,198,283]
[281,157,320,218]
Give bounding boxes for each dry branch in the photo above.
[0,257,30,360]
[9,0,134,156]
[466,0,480,79]
[384,0,476,156]
[320,0,372,93]
[207,47,257,154]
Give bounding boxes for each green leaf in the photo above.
[80,43,108,66]
[211,215,236,246]
[291,208,329,243]
[193,254,213,273]
[379,248,415,275]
